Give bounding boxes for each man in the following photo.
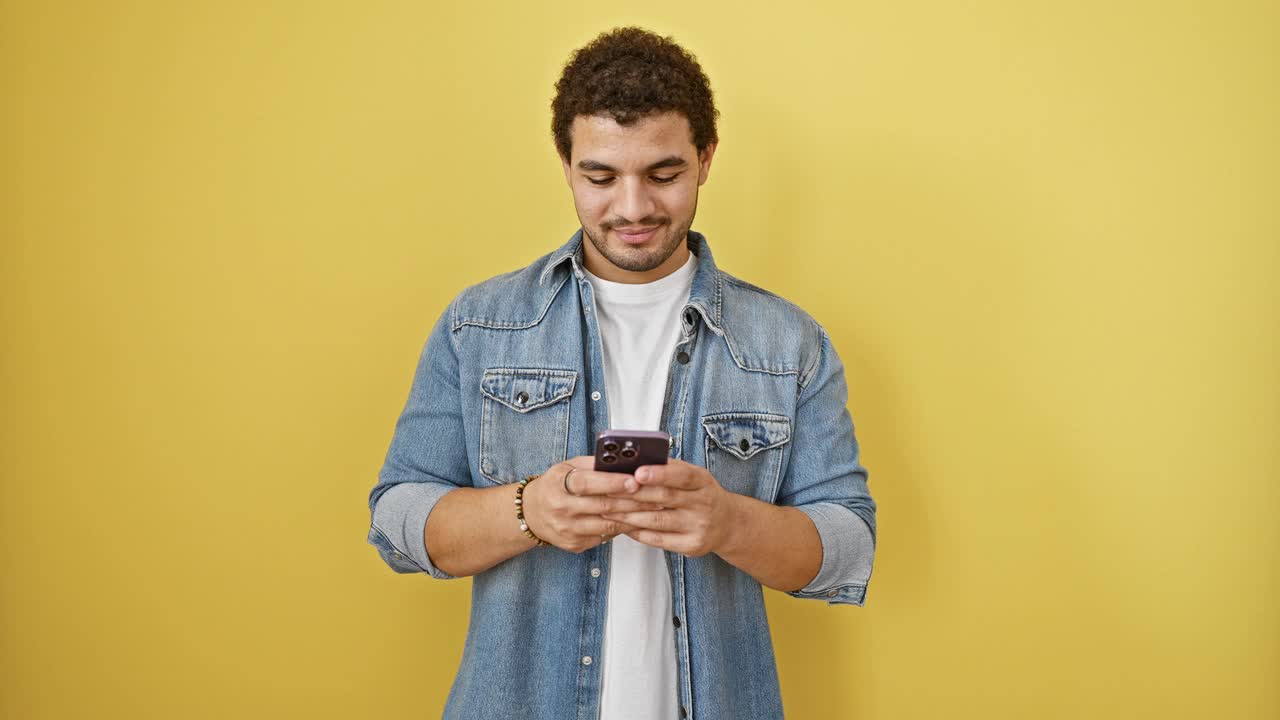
[366,26,876,720]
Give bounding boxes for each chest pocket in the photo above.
[479,368,577,485]
[702,412,792,503]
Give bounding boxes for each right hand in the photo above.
[522,455,667,553]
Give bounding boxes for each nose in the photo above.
[615,176,657,225]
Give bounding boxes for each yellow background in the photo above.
[2,1,1276,717]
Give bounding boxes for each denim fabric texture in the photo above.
[366,228,877,719]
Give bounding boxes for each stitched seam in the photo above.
[673,356,691,457]
[700,413,792,458]
[704,429,786,502]
[448,298,461,355]
[718,273,825,385]
[538,250,574,285]
[715,322,804,381]
[798,324,828,390]
[701,411,789,422]
[477,369,577,485]
[479,369,578,411]
[788,583,866,596]
[369,522,428,573]
[453,272,571,331]
[479,393,496,484]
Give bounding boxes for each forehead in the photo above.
[569,111,696,165]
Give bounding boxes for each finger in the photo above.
[624,529,677,550]
[568,496,667,516]
[634,463,703,490]
[600,509,690,533]
[572,516,639,537]
[565,468,638,496]
[604,485,685,508]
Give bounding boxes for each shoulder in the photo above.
[716,270,829,388]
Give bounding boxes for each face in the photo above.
[561,111,717,283]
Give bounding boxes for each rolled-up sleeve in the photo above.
[366,297,470,579]
[777,327,877,606]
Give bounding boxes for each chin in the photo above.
[584,222,684,273]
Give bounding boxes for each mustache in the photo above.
[606,218,669,230]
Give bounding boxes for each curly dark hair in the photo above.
[551,26,720,161]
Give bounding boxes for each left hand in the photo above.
[600,458,738,557]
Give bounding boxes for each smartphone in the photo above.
[593,429,671,473]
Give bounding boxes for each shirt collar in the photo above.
[537,227,725,335]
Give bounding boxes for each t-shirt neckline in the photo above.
[582,251,698,305]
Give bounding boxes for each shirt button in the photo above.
[591,391,601,401]
[582,656,593,666]
[827,589,838,597]
[680,706,688,718]
[591,567,601,578]
[676,351,690,364]
[672,616,681,628]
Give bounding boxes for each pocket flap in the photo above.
[701,412,792,460]
[480,368,577,412]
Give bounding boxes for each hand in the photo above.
[600,458,737,557]
[522,456,669,553]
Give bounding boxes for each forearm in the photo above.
[425,483,539,577]
[716,493,822,593]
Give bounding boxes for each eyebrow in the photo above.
[576,155,688,173]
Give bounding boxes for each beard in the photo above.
[582,197,698,274]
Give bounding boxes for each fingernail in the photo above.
[625,478,638,492]
[636,468,649,483]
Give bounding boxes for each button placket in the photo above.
[576,273,613,691]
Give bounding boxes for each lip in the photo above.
[614,226,661,244]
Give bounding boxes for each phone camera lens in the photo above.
[601,453,617,464]
[620,448,637,459]
[603,441,619,453]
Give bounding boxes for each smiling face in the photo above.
[561,111,717,283]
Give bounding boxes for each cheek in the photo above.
[578,194,612,221]
[667,187,696,214]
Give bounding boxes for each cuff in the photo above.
[368,480,459,579]
[787,502,875,606]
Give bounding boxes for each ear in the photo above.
[697,142,718,185]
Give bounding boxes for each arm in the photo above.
[603,328,876,605]
[422,484,540,577]
[365,298,660,576]
[424,459,660,577]
[366,297,474,579]
[772,327,877,605]
[716,493,823,593]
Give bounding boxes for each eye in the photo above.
[652,174,681,184]
[586,176,614,186]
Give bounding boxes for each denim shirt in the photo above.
[367,228,877,719]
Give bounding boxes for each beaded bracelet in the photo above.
[515,475,549,546]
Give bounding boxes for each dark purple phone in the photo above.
[594,429,671,473]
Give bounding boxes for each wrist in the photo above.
[715,490,750,556]
[515,475,549,547]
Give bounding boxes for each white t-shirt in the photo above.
[583,250,697,720]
